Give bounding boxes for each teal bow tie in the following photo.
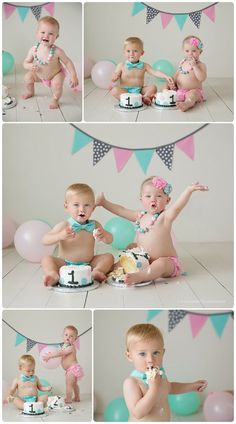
[68,217,95,233]
[21,375,36,382]
[131,367,165,386]
[126,60,144,70]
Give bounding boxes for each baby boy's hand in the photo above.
[189,182,209,192]
[192,380,208,392]
[148,373,162,390]
[111,72,120,82]
[93,228,105,241]
[60,226,76,241]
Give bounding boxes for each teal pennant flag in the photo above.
[147,310,162,321]
[209,314,230,337]
[17,6,29,22]
[132,2,146,16]
[15,333,26,346]
[72,129,93,154]
[135,149,154,174]
[175,14,188,30]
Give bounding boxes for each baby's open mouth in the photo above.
[151,202,156,209]
[42,38,49,42]
[78,213,85,218]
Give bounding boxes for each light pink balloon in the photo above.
[91,61,116,89]
[2,216,17,248]
[39,346,62,369]
[84,57,95,78]
[14,220,55,263]
[2,380,10,403]
[203,391,234,422]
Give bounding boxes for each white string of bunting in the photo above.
[71,123,208,172]
[3,2,55,21]
[2,319,92,352]
[132,2,218,29]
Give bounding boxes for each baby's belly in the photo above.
[36,64,63,80]
[18,388,37,397]
[176,74,202,89]
[138,239,177,260]
[129,404,171,422]
[120,74,144,87]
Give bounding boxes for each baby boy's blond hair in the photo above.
[38,16,60,32]
[19,354,35,368]
[124,37,144,50]
[65,183,95,203]
[126,323,164,351]
[64,325,78,337]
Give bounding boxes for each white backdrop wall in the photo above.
[94,310,234,415]
[2,123,233,243]
[3,2,82,64]
[2,310,92,395]
[85,2,234,78]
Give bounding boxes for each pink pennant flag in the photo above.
[188,313,208,338]
[74,337,80,350]
[4,3,16,19]
[37,343,47,353]
[113,148,133,172]
[160,13,173,29]
[43,3,55,16]
[176,135,195,160]
[203,5,215,22]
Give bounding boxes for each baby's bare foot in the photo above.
[49,98,59,109]
[124,272,143,285]
[142,96,152,106]
[22,91,34,99]
[72,397,80,402]
[176,101,193,112]
[92,269,107,282]
[43,272,59,287]
[64,398,72,403]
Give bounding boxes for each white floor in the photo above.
[2,242,233,309]
[3,65,82,122]
[84,77,233,122]
[2,394,92,422]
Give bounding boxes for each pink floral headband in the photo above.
[190,37,203,50]
[152,176,172,195]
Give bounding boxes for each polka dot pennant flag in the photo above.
[156,143,175,170]
[93,140,112,166]
[189,11,202,28]
[146,6,159,24]
[168,310,187,332]
[31,5,42,21]
[26,339,37,352]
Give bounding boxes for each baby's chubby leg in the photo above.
[22,71,41,99]
[41,256,65,287]
[13,397,25,410]
[176,89,201,112]
[38,395,48,406]
[49,71,65,109]
[65,374,75,403]
[91,253,114,282]
[124,257,175,285]
[141,85,157,105]
[73,381,80,402]
[110,86,129,100]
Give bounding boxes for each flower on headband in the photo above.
[190,37,203,50]
[152,176,172,195]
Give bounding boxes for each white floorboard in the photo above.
[3,65,82,122]
[2,394,92,422]
[2,243,233,309]
[84,78,233,122]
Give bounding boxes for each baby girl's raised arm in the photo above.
[96,192,137,222]
[165,183,208,223]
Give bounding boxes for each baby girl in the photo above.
[96,176,208,285]
[22,16,78,109]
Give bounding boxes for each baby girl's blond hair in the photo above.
[64,325,78,337]
[38,16,60,32]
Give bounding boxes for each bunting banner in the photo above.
[71,124,208,172]
[3,2,55,22]
[132,2,217,30]
[146,310,232,338]
[3,319,91,352]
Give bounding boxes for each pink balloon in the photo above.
[39,346,62,369]
[2,216,17,248]
[91,61,116,89]
[84,56,95,78]
[14,220,55,263]
[203,391,234,422]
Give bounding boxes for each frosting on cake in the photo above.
[119,247,150,273]
[119,93,143,109]
[59,265,92,288]
[155,90,176,107]
[48,395,65,410]
[23,401,44,415]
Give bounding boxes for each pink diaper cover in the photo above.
[168,256,182,277]
[176,88,205,102]
[41,67,66,88]
[65,363,84,380]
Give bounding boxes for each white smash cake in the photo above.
[47,396,65,410]
[59,265,92,288]
[23,401,44,415]
[108,247,150,283]
[119,93,143,109]
[155,90,177,108]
